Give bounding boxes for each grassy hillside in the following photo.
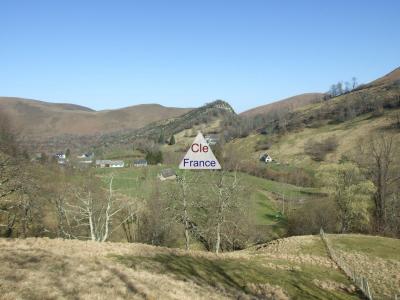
[3,234,392,299]
[240,93,325,117]
[327,234,400,299]
[231,109,400,170]
[231,108,400,170]
[369,67,400,86]
[227,66,400,170]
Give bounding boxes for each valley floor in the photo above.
[2,234,397,299]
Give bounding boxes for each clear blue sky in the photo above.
[1,0,399,113]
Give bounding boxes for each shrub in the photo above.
[371,103,384,117]
[288,199,338,235]
[168,135,176,145]
[145,150,163,164]
[304,136,339,161]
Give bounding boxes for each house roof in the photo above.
[259,153,272,160]
[134,159,147,164]
[160,168,176,178]
[205,134,219,139]
[96,160,124,165]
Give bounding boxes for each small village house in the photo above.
[95,160,125,168]
[57,158,67,165]
[54,152,68,165]
[55,152,66,160]
[158,168,177,181]
[133,159,148,167]
[205,134,219,146]
[77,152,94,164]
[259,153,273,163]
[77,152,94,159]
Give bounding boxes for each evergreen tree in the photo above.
[145,150,163,164]
[169,134,176,145]
[158,130,165,144]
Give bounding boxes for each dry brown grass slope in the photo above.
[0,238,228,300]
[0,236,365,300]
[369,66,400,86]
[0,97,191,139]
[240,93,325,117]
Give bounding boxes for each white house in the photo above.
[57,158,67,165]
[78,152,94,164]
[205,134,219,145]
[95,160,125,168]
[259,153,273,163]
[55,152,66,160]
[77,152,94,159]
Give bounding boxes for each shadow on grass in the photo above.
[96,259,148,298]
[113,253,263,297]
[112,253,363,300]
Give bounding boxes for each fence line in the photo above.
[319,228,373,300]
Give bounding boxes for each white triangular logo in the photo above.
[179,132,221,170]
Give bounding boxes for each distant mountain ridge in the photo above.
[0,97,192,139]
[0,97,95,112]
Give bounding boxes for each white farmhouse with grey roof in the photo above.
[259,153,273,163]
[95,160,124,168]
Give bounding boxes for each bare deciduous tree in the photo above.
[352,77,358,90]
[64,174,124,242]
[166,171,196,250]
[210,171,243,254]
[356,134,400,233]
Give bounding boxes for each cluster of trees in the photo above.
[355,134,400,235]
[219,108,292,142]
[132,138,163,164]
[289,133,400,238]
[45,168,253,253]
[238,162,314,187]
[0,111,41,237]
[323,84,400,124]
[145,150,163,164]
[0,111,123,240]
[165,171,252,252]
[317,163,375,233]
[328,77,358,97]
